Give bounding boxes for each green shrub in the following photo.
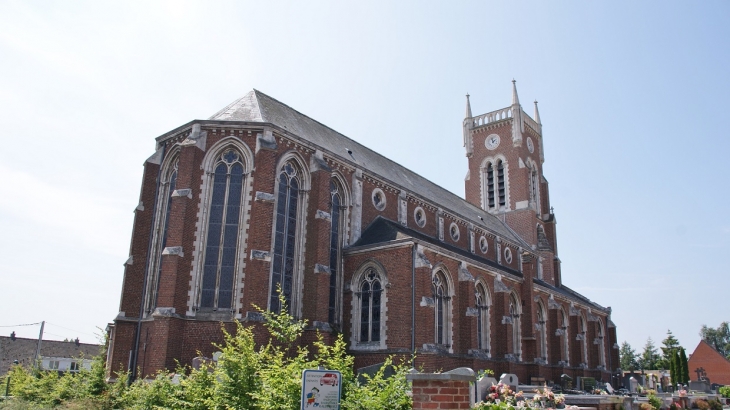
[0,290,413,409]
[648,394,663,410]
[719,386,730,398]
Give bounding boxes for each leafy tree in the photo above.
[639,338,661,370]
[700,322,730,359]
[657,330,681,370]
[619,341,638,371]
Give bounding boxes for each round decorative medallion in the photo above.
[414,207,426,228]
[485,134,501,150]
[449,222,460,241]
[479,236,488,253]
[372,188,386,211]
[527,137,534,154]
[504,247,513,264]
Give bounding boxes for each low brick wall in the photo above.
[407,368,476,409]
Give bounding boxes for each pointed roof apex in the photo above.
[465,93,472,118]
[534,100,541,124]
[511,79,520,105]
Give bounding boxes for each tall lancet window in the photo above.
[497,160,506,207]
[487,163,495,208]
[475,282,490,352]
[509,292,522,360]
[597,319,606,368]
[328,180,342,324]
[201,150,246,310]
[433,271,450,346]
[537,302,547,362]
[270,161,301,313]
[560,308,569,365]
[484,159,507,211]
[358,268,382,342]
[579,315,588,365]
[529,166,539,208]
[144,158,178,314]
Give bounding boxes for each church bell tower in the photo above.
[463,81,562,286]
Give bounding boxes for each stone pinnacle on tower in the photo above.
[463,93,474,156]
[511,80,523,146]
[534,100,541,124]
[465,93,472,119]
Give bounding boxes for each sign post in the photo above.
[301,369,342,409]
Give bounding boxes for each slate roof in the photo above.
[208,90,527,247]
[533,278,608,312]
[352,216,522,277]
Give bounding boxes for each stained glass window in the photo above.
[433,272,449,346]
[475,282,489,351]
[201,150,245,310]
[359,269,382,342]
[270,161,300,313]
[328,181,341,324]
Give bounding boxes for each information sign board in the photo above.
[301,369,342,409]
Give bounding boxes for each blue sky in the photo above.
[0,1,728,357]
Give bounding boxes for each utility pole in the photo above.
[35,321,45,368]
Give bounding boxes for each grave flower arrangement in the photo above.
[474,383,565,410]
[532,385,566,409]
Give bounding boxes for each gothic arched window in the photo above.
[486,163,495,208]
[433,271,450,346]
[328,180,343,324]
[484,159,508,211]
[200,149,246,310]
[144,156,178,315]
[475,282,490,352]
[579,315,588,365]
[497,160,506,207]
[560,308,569,365]
[358,268,382,342]
[509,292,522,360]
[537,302,547,363]
[529,163,540,210]
[597,319,606,368]
[270,161,301,313]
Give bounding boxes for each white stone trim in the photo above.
[143,146,180,317]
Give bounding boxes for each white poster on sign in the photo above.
[301,369,342,409]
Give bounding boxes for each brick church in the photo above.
[108,82,619,384]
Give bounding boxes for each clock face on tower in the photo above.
[527,137,534,153]
[485,134,501,150]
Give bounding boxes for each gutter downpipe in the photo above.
[129,142,168,384]
[411,242,416,355]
